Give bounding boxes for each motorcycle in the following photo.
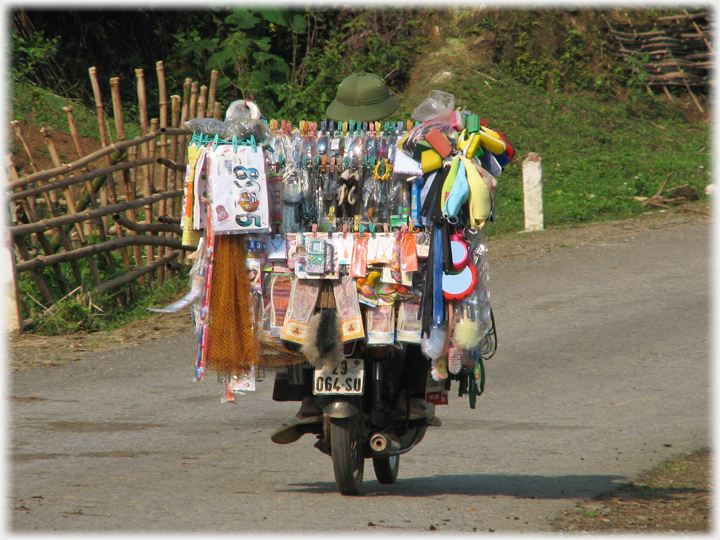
[272,342,432,496]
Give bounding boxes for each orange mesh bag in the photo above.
[258,336,307,367]
[206,234,308,371]
[205,234,262,376]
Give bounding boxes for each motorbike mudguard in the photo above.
[322,399,361,419]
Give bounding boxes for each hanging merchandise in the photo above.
[163,88,512,409]
[204,234,261,376]
[400,228,418,273]
[293,231,339,279]
[229,366,257,394]
[267,233,287,260]
[269,274,293,337]
[181,144,206,247]
[194,203,216,382]
[333,276,365,342]
[396,297,422,343]
[280,278,321,344]
[193,150,209,229]
[366,304,395,346]
[208,144,271,234]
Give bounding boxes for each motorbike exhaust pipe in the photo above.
[370,432,403,456]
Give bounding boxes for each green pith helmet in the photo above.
[325,72,400,122]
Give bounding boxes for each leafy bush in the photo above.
[10,24,60,84]
[165,7,427,120]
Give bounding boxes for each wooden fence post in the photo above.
[136,68,155,276]
[522,152,544,232]
[207,70,219,118]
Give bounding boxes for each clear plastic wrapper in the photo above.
[454,227,493,349]
[224,99,259,120]
[221,117,271,142]
[185,118,226,137]
[421,324,447,361]
[411,90,456,124]
[185,117,271,143]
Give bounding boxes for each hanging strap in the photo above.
[432,223,445,328]
[420,164,449,221]
[421,230,436,337]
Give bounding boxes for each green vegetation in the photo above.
[10,8,427,122]
[28,272,191,336]
[10,83,110,141]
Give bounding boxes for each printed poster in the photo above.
[208,145,270,234]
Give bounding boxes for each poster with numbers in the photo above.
[207,145,270,234]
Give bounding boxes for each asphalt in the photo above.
[7,216,711,533]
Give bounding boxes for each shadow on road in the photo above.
[285,473,627,499]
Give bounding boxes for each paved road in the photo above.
[8,217,710,533]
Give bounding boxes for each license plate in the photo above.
[313,358,364,395]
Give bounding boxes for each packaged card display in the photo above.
[401,231,418,272]
[229,366,256,393]
[182,144,206,232]
[333,232,355,266]
[350,233,368,278]
[269,274,293,337]
[332,275,365,341]
[286,233,298,270]
[366,304,395,346]
[280,278,320,344]
[367,234,395,265]
[193,150,209,229]
[246,258,263,292]
[396,298,422,344]
[293,233,339,279]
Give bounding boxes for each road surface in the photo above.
[8,215,710,533]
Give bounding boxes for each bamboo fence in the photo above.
[6,63,222,332]
[603,10,713,110]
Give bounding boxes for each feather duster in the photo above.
[301,308,343,368]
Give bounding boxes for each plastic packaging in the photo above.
[186,118,225,136]
[221,117,271,142]
[455,227,493,350]
[224,99,262,120]
[421,324,447,360]
[185,117,271,143]
[411,90,456,124]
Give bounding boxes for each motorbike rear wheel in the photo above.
[330,416,365,495]
[372,455,399,484]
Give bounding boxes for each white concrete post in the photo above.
[2,226,21,334]
[522,152,544,232]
